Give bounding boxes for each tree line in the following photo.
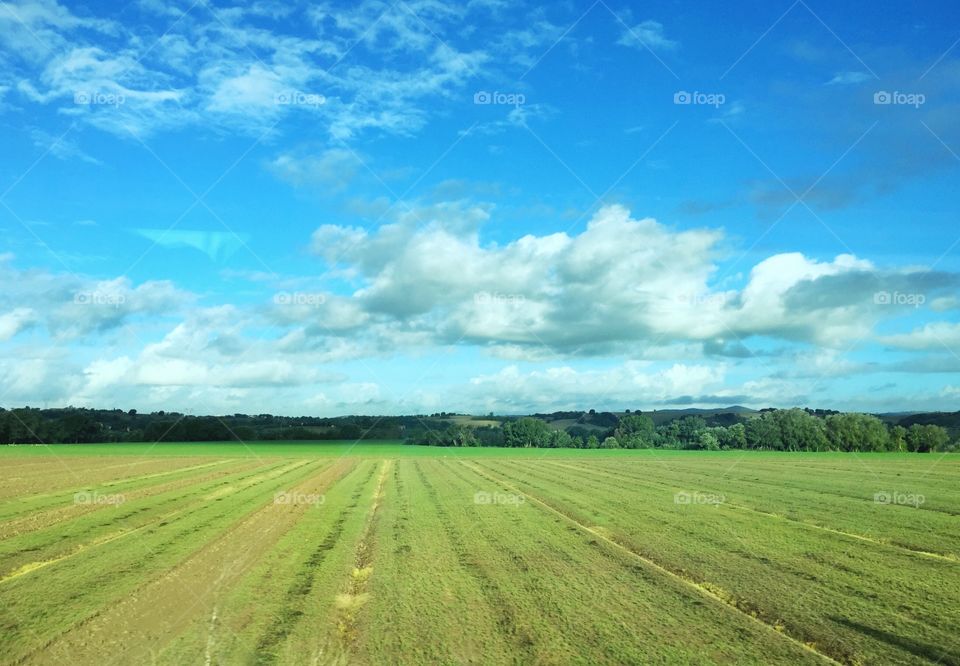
[0,405,955,452]
[0,407,418,444]
[415,409,956,452]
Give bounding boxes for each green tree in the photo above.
[906,424,949,453]
[676,416,707,447]
[715,422,746,449]
[614,414,656,448]
[449,425,480,447]
[825,413,891,452]
[890,425,908,452]
[776,409,829,451]
[55,411,102,444]
[7,408,45,444]
[502,418,553,448]
[600,436,620,449]
[549,429,574,448]
[695,430,720,450]
[745,413,782,450]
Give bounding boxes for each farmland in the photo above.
[0,443,958,665]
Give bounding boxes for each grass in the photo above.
[0,443,957,664]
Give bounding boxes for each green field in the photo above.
[1,443,957,664]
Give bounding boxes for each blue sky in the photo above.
[1,0,959,415]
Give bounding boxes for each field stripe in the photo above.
[26,459,357,666]
[463,461,841,666]
[0,459,258,540]
[412,461,539,662]
[330,460,391,661]
[541,460,960,562]
[0,458,237,504]
[252,461,379,664]
[608,458,960,517]
[0,460,309,584]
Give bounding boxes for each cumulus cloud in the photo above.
[1,202,957,415]
[64,305,350,410]
[306,203,943,356]
[465,362,725,413]
[880,322,960,351]
[0,258,192,340]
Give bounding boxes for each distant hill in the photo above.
[639,407,757,425]
[524,407,758,433]
[893,411,960,437]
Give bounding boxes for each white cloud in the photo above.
[0,308,36,341]
[827,71,872,85]
[0,0,117,62]
[5,1,493,139]
[880,322,960,351]
[268,148,363,191]
[29,127,101,165]
[1,200,957,414]
[466,362,725,412]
[3,0,615,142]
[307,203,898,354]
[0,259,192,341]
[204,63,286,114]
[617,20,678,51]
[730,252,876,344]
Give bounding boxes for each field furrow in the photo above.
[477,458,960,665]
[537,460,960,558]
[1,459,328,664]
[27,459,356,665]
[1,446,957,665]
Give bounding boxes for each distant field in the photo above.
[441,415,504,428]
[1,444,957,664]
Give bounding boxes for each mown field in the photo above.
[0,443,958,665]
